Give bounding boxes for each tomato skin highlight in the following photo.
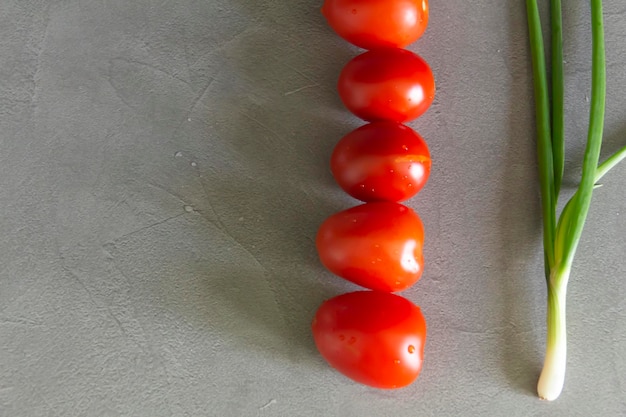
[321,0,429,50]
[331,121,431,202]
[338,48,435,123]
[312,291,427,389]
[316,202,424,292]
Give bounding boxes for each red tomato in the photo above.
[316,202,424,292]
[331,122,431,202]
[321,0,429,50]
[312,291,427,389]
[338,48,435,122]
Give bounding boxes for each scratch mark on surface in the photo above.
[109,212,186,243]
[148,173,226,240]
[102,247,131,290]
[188,25,259,69]
[188,76,215,114]
[186,169,274,287]
[283,63,319,85]
[240,112,283,140]
[100,253,154,351]
[106,73,137,113]
[103,304,132,340]
[105,197,129,214]
[194,214,288,331]
[0,316,43,327]
[288,178,318,207]
[259,399,276,410]
[88,132,116,192]
[62,265,100,309]
[29,2,53,107]
[192,167,230,233]
[179,24,193,84]
[37,392,55,416]
[173,76,216,133]
[226,234,265,273]
[110,57,191,87]
[284,84,319,96]
[146,182,191,207]
[62,258,150,355]
[106,57,192,113]
[0,386,14,394]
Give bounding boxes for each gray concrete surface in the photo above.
[1,1,625,416]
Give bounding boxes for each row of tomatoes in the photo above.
[310,0,435,389]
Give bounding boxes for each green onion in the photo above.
[526,0,624,401]
[551,0,564,200]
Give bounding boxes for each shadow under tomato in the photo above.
[186,0,365,362]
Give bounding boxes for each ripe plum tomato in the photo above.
[312,291,427,389]
[321,0,429,50]
[338,48,435,122]
[316,202,424,292]
[331,122,431,202]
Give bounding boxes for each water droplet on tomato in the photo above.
[408,345,415,354]
[351,8,357,14]
[339,334,345,341]
[394,359,400,364]
[402,145,409,151]
[348,337,356,344]
[359,184,365,188]
[389,169,394,173]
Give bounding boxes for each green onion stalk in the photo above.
[526,0,626,401]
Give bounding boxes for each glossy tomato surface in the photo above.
[316,202,424,292]
[321,0,429,50]
[331,122,431,202]
[338,48,435,123]
[312,291,427,389]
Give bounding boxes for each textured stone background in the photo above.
[1,1,625,416]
